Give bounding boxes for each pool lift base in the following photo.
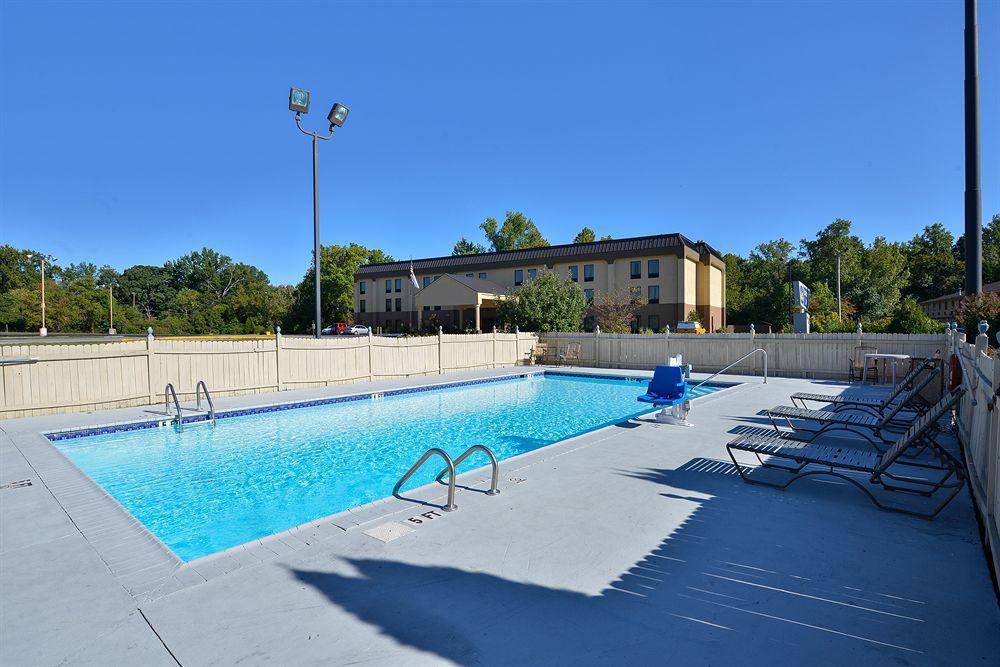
[655,401,692,427]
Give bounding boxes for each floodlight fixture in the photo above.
[289,87,311,113]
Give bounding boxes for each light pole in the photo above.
[836,254,842,320]
[108,285,115,335]
[289,87,350,338]
[964,0,982,295]
[26,253,57,336]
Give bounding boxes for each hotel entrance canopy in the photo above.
[415,274,507,332]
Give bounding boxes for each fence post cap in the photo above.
[514,326,519,334]
[749,324,755,333]
[275,326,281,335]
[146,327,153,336]
[595,325,600,334]
[978,320,988,334]
[856,322,863,333]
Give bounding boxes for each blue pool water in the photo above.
[54,373,724,560]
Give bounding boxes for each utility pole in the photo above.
[965,0,982,294]
[836,255,842,320]
[108,285,115,335]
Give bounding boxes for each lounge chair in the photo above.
[638,365,690,423]
[768,366,942,448]
[726,388,965,519]
[558,342,581,366]
[790,357,938,418]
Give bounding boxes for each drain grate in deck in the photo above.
[1,479,33,490]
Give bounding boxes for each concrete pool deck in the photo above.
[2,367,998,665]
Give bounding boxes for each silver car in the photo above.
[346,325,371,336]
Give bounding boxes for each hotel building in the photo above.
[353,233,726,333]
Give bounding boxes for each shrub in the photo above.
[957,293,1000,343]
[885,296,943,334]
[590,290,646,334]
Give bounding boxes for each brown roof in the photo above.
[355,233,723,278]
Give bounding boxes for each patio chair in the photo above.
[848,345,880,383]
[767,365,942,449]
[532,342,550,365]
[558,342,581,366]
[789,357,937,418]
[726,387,966,519]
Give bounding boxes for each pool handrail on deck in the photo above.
[436,445,501,496]
[394,447,458,511]
[692,348,767,390]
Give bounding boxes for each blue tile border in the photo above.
[44,370,736,442]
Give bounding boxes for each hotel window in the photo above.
[466,273,474,278]
[360,299,366,312]
[648,315,660,331]
[584,264,594,282]
[385,279,392,293]
[385,298,392,312]
[584,289,594,303]
[423,276,431,288]
[394,279,402,293]
[648,259,659,278]
[569,265,578,282]
[514,269,524,286]
[479,272,487,279]
[648,285,660,304]
[359,281,366,294]
[629,286,641,301]
[394,298,402,311]
[434,305,441,311]
[528,268,537,280]
[423,305,430,311]
[630,261,641,279]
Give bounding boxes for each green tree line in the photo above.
[2,211,996,335]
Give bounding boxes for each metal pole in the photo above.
[836,254,842,320]
[109,285,114,332]
[40,257,47,336]
[313,135,322,338]
[964,0,982,295]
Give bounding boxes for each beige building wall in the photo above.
[354,238,726,332]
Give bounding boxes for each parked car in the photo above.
[345,325,371,336]
[321,322,348,335]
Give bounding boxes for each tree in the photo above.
[848,237,908,321]
[728,239,795,328]
[452,237,487,256]
[117,265,176,320]
[886,296,942,334]
[687,309,701,323]
[496,271,586,333]
[957,293,1000,344]
[799,219,865,291]
[589,289,646,334]
[572,227,611,244]
[904,223,963,302]
[289,243,395,332]
[480,211,548,251]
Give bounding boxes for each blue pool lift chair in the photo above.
[638,365,692,425]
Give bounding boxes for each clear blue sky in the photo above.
[1,0,996,285]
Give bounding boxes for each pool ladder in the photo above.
[164,381,217,432]
[393,445,501,512]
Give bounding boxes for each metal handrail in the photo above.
[195,380,217,426]
[393,448,458,511]
[435,445,500,496]
[691,348,768,390]
[164,383,183,432]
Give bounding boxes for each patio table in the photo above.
[862,353,910,385]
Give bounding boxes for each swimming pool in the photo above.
[52,372,726,560]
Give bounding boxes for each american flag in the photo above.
[409,262,419,289]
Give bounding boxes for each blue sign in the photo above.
[792,281,810,310]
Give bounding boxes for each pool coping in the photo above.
[5,366,746,602]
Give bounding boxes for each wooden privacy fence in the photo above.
[540,330,947,379]
[0,330,538,419]
[951,324,1000,585]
